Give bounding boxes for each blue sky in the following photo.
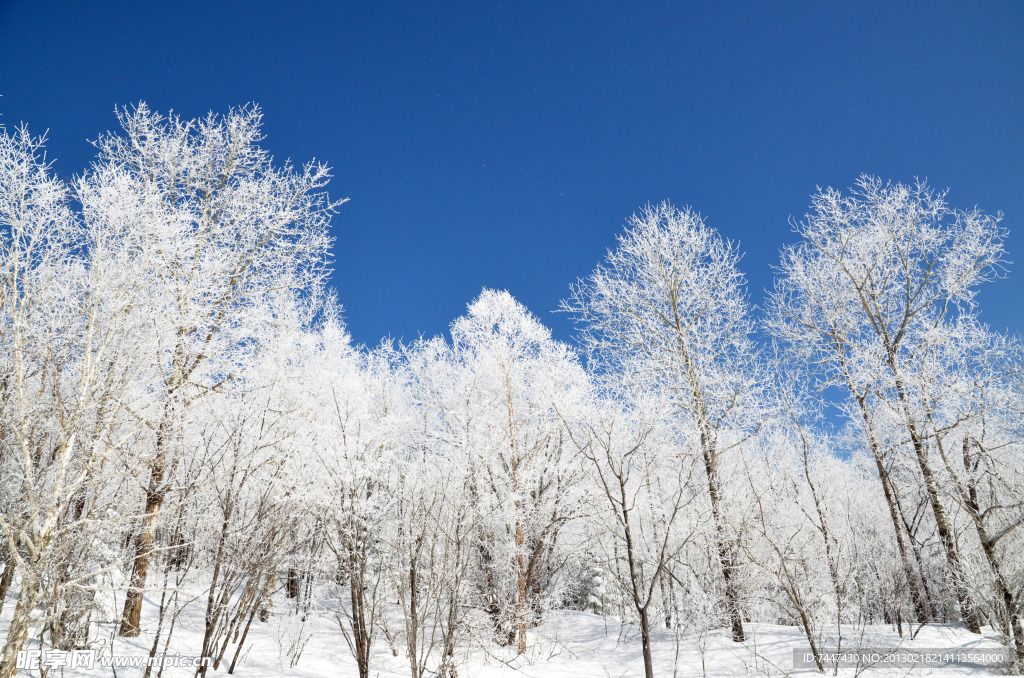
[2,1,1022,347]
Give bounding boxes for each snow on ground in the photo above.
[1,589,1014,677]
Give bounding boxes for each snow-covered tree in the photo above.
[770,176,1007,633]
[77,103,342,637]
[0,126,158,677]
[564,377,701,678]
[563,202,765,642]
[440,289,588,653]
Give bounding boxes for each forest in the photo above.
[0,105,1022,678]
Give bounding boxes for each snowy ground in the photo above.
[1,590,1014,677]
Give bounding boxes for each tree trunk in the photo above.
[794,594,824,673]
[286,568,300,599]
[639,606,655,678]
[660,570,672,628]
[703,445,745,642]
[406,538,420,678]
[515,515,528,655]
[347,528,371,678]
[0,571,39,678]
[0,557,14,616]
[351,577,370,678]
[952,439,1024,668]
[439,589,460,678]
[891,376,980,633]
[971,517,1024,667]
[197,502,234,678]
[619,477,656,678]
[802,441,845,630]
[686,355,745,643]
[120,458,167,637]
[855,397,930,623]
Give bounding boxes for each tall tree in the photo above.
[77,103,341,636]
[444,289,587,653]
[911,321,1024,667]
[564,379,700,678]
[769,176,1006,633]
[0,127,151,678]
[563,202,764,642]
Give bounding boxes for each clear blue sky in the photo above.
[2,1,1022,347]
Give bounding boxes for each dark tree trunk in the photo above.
[891,375,980,633]
[703,445,745,643]
[855,397,930,624]
[639,606,655,678]
[0,557,14,616]
[121,458,167,637]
